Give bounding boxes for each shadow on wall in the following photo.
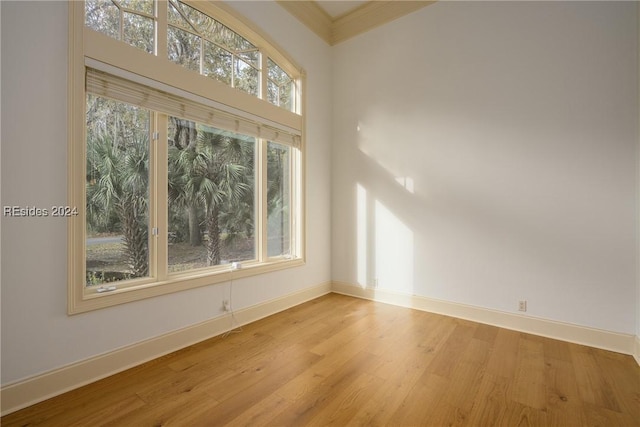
[347,106,627,310]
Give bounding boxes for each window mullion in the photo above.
[260,48,267,100]
[118,3,124,41]
[258,138,268,262]
[156,0,168,57]
[231,55,236,89]
[155,114,169,280]
[290,148,299,258]
[148,113,158,279]
[200,37,204,76]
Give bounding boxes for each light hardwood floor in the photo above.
[3,293,639,426]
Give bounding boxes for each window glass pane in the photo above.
[234,58,259,97]
[237,50,259,69]
[85,0,120,39]
[267,80,278,107]
[85,0,155,53]
[167,1,261,94]
[168,118,256,272]
[86,94,150,286]
[120,0,154,15]
[175,1,217,40]
[124,12,155,54]
[267,59,289,86]
[267,58,293,111]
[174,1,258,62]
[168,1,193,31]
[267,142,291,258]
[168,26,201,72]
[204,42,232,86]
[221,31,258,67]
[279,80,293,112]
[173,1,201,25]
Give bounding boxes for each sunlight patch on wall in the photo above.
[374,199,414,293]
[394,176,415,194]
[357,183,368,287]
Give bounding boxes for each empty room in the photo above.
[1,0,639,425]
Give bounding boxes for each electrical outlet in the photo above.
[223,300,231,312]
[518,300,527,312]
[373,278,379,288]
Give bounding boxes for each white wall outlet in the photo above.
[373,278,379,288]
[223,300,231,312]
[518,300,527,312]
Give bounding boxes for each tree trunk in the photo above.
[172,118,198,150]
[206,206,221,266]
[119,200,148,277]
[187,121,197,150]
[188,205,201,246]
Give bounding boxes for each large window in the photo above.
[69,1,304,313]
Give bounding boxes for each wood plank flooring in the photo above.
[3,293,639,426]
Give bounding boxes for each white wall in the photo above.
[0,0,332,385]
[332,1,638,335]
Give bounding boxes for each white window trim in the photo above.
[68,0,306,314]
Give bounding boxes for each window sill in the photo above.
[68,257,305,315]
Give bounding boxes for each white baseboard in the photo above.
[332,281,637,358]
[0,282,332,416]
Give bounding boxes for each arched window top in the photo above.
[83,0,302,115]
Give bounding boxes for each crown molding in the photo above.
[277,1,333,44]
[332,1,436,44]
[277,1,436,45]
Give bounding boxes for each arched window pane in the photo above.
[235,58,259,97]
[124,12,155,54]
[85,0,120,39]
[204,42,232,86]
[267,58,294,111]
[168,26,201,72]
[120,0,154,15]
[85,0,155,54]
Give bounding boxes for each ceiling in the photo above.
[315,1,369,18]
[277,1,436,45]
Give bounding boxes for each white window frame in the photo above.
[68,0,306,314]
